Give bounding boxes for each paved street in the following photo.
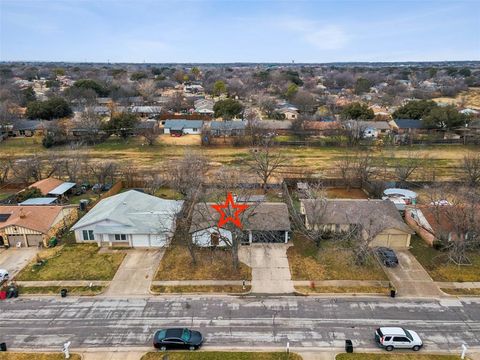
[1,296,479,351]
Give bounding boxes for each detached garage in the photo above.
[71,190,183,248]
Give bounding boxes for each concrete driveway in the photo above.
[0,247,37,277]
[103,249,165,296]
[239,243,294,294]
[382,249,444,298]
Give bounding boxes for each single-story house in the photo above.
[210,121,246,137]
[163,119,203,136]
[189,202,291,246]
[194,99,214,115]
[405,205,479,246]
[391,119,424,133]
[71,190,184,248]
[0,205,77,247]
[130,106,163,117]
[278,108,299,120]
[357,121,391,137]
[8,120,45,137]
[257,120,292,135]
[300,199,414,248]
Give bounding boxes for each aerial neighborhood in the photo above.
[1,27,480,360]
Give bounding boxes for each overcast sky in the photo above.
[1,0,479,63]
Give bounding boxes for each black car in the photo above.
[153,328,203,351]
[376,247,399,267]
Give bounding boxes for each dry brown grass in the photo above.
[158,134,202,146]
[141,352,303,360]
[151,285,250,294]
[441,288,480,296]
[287,235,388,281]
[433,87,480,109]
[154,246,251,281]
[296,286,387,294]
[326,188,368,199]
[336,354,466,360]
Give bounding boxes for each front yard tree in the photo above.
[106,112,138,139]
[213,99,244,119]
[340,102,374,120]
[392,100,437,120]
[249,140,287,193]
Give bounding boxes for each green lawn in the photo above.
[287,235,388,281]
[410,236,480,282]
[16,244,125,281]
[154,187,184,200]
[441,288,480,296]
[336,354,467,360]
[0,354,81,360]
[141,352,302,360]
[296,286,387,294]
[151,285,250,294]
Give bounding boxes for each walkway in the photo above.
[382,250,444,297]
[104,249,165,296]
[239,243,295,294]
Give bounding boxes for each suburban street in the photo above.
[1,296,479,352]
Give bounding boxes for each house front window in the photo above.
[114,234,127,241]
[82,230,95,241]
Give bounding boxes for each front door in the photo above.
[0,235,4,246]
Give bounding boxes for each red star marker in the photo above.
[211,192,249,229]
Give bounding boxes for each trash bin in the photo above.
[390,289,396,298]
[61,288,68,298]
[0,342,7,351]
[345,339,353,353]
[49,237,57,247]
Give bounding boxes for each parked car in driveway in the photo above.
[153,328,203,351]
[0,269,9,284]
[375,327,423,351]
[375,247,399,267]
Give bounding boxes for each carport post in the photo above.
[461,344,467,359]
[286,341,289,354]
[62,341,71,359]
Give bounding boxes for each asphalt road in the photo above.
[1,296,479,351]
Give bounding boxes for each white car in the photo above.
[375,327,423,351]
[0,269,9,283]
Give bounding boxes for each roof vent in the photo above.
[19,208,26,218]
[123,202,127,205]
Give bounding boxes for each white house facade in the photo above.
[71,190,183,248]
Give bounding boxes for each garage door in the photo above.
[26,234,43,247]
[132,234,150,247]
[150,234,166,247]
[7,234,25,247]
[388,234,408,248]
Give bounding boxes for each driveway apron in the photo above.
[104,249,164,296]
[0,247,38,277]
[382,250,444,298]
[239,243,295,294]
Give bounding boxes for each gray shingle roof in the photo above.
[210,121,246,130]
[394,119,424,129]
[189,202,291,233]
[72,190,184,234]
[300,199,413,234]
[164,119,203,130]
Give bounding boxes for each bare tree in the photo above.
[168,151,209,197]
[137,79,157,103]
[0,159,11,185]
[88,161,118,185]
[336,153,356,190]
[77,107,105,144]
[462,153,480,187]
[393,152,425,185]
[139,126,159,146]
[248,140,286,192]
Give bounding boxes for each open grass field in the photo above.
[0,354,81,360]
[1,136,476,180]
[154,246,251,281]
[141,352,302,360]
[16,244,125,281]
[433,87,480,109]
[336,354,467,360]
[287,235,388,281]
[410,236,480,282]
